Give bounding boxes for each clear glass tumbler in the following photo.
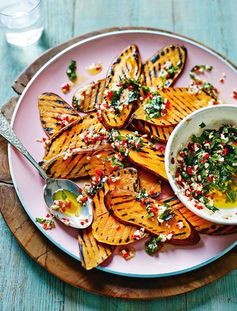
[0,0,44,46]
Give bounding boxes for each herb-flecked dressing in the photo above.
[175,124,237,212]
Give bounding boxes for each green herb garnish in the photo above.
[159,204,174,221]
[61,190,67,200]
[226,190,237,203]
[67,60,77,81]
[145,236,162,256]
[144,94,167,119]
[199,122,206,128]
[108,79,141,115]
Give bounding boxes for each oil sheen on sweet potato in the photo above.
[43,113,107,161]
[132,120,175,142]
[138,169,161,196]
[42,149,119,179]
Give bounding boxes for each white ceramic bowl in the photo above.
[165,104,237,225]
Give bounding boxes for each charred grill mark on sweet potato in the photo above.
[78,228,113,270]
[43,113,106,161]
[133,88,212,127]
[142,45,187,88]
[105,190,200,244]
[101,45,142,129]
[131,120,174,142]
[42,151,90,179]
[92,168,140,245]
[38,92,80,137]
[92,213,137,245]
[72,79,105,113]
[116,130,167,180]
[42,149,119,179]
[165,196,237,235]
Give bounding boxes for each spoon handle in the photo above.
[0,113,48,180]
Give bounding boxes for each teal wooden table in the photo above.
[0,0,236,310]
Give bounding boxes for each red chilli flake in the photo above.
[107,91,114,100]
[95,169,104,178]
[165,100,171,109]
[96,111,103,122]
[61,82,71,94]
[153,144,166,153]
[231,89,237,100]
[222,148,228,156]
[186,166,194,175]
[208,175,214,183]
[200,153,210,163]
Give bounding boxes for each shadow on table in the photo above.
[5,31,50,70]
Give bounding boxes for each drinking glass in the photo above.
[0,0,44,46]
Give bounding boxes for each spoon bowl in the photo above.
[44,178,93,228]
[0,112,93,229]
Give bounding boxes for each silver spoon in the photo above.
[0,112,93,229]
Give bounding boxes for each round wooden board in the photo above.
[0,27,237,300]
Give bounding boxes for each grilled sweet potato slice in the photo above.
[43,113,107,161]
[72,79,105,113]
[92,213,138,245]
[142,45,186,88]
[112,129,167,180]
[38,92,80,137]
[138,169,161,197]
[100,45,142,129]
[92,168,140,245]
[134,88,212,127]
[42,149,119,179]
[78,228,113,270]
[167,197,237,235]
[106,44,142,90]
[133,120,175,142]
[93,167,140,219]
[105,190,200,245]
[138,88,212,127]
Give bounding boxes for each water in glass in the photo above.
[0,0,43,46]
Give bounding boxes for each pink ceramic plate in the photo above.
[9,29,237,277]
